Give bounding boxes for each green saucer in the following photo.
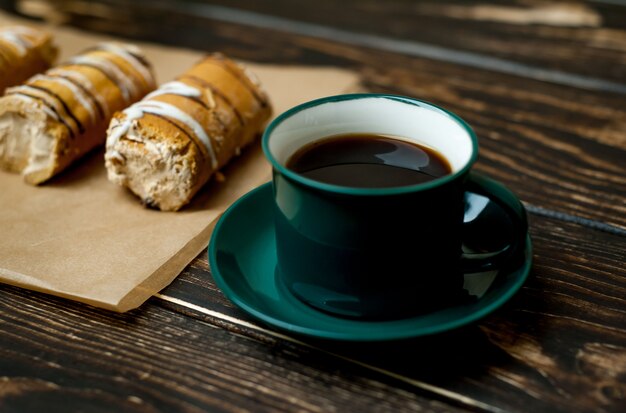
[208,183,532,341]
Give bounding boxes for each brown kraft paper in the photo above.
[0,11,361,311]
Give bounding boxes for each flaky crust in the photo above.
[105,53,272,211]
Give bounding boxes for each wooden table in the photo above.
[1,1,624,412]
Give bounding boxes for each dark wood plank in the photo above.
[3,214,622,413]
[198,0,626,84]
[159,213,626,413]
[9,0,626,84]
[1,208,623,413]
[360,59,626,229]
[4,1,624,229]
[0,285,470,413]
[0,4,622,412]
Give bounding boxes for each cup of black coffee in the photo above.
[262,94,526,319]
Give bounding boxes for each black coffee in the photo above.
[286,133,452,188]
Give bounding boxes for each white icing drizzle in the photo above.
[0,29,33,56]
[48,68,111,118]
[69,54,139,102]
[31,74,97,124]
[95,43,154,88]
[144,81,201,100]
[4,26,41,36]
[146,80,216,112]
[7,85,79,135]
[108,100,217,168]
[9,93,59,121]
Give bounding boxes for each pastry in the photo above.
[0,42,155,184]
[105,53,272,211]
[0,25,57,93]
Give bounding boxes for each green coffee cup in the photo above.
[262,94,527,319]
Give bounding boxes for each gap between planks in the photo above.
[122,2,626,95]
[152,201,625,410]
[523,203,626,236]
[154,293,508,413]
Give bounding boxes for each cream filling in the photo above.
[0,96,54,177]
[22,124,54,178]
[106,121,194,211]
[0,113,29,171]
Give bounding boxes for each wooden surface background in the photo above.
[0,1,625,412]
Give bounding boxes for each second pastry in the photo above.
[105,53,272,211]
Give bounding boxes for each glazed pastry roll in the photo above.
[0,26,57,93]
[105,53,272,211]
[0,42,155,184]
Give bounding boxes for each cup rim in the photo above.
[262,93,479,196]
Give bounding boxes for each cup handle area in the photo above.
[461,172,528,273]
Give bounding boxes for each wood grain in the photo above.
[11,0,626,85]
[0,284,468,413]
[7,0,626,229]
[182,0,626,84]
[2,214,622,413]
[0,2,624,413]
[158,214,626,413]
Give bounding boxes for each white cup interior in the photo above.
[268,96,474,173]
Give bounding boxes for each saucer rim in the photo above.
[209,182,532,341]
